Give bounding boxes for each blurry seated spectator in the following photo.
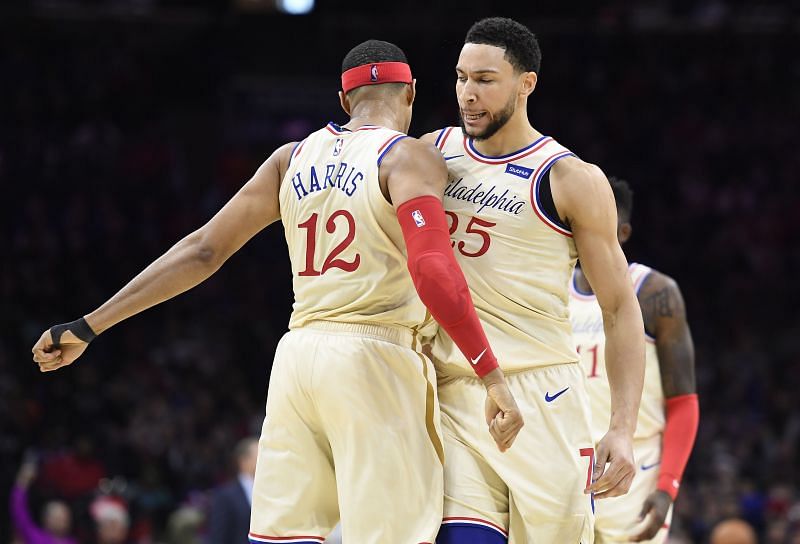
[166,505,204,544]
[710,518,758,544]
[91,496,131,544]
[9,459,76,544]
[206,437,257,544]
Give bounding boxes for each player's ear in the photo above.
[618,222,632,244]
[406,79,417,106]
[339,90,352,116]
[520,71,537,98]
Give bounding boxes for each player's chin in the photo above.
[460,114,485,135]
[462,124,488,139]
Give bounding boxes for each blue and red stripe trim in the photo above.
[325,122,382,135]
[441,517,508,538]
[530,150,575,237]
[435,127,455,151]
[463,135,552,165]
[569,271,595,300]
[377,134,408,166]
[288,138,308,169]
[248,532,325,544]
[630,262,658,340]
[630,263,653,296]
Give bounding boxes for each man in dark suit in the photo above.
[207,438,258,544]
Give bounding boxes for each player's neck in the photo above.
[471,113,540,157]
[346,104,406,133]
[574,266,594,295]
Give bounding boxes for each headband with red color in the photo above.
[341,61,413,93]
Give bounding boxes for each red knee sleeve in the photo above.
[396,195,498,377]
[657,393,700,500]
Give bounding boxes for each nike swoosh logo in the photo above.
[444,154,464,161]
[470,349,487,366]
[640,461,661,471]
[544,387,570,402]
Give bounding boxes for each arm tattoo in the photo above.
[638,274,696,397]
[642,286,675,329]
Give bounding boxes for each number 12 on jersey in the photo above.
[298,210,360,276]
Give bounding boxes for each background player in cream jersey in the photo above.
[570,178,699,543]
[31,40,524,544]
[423,17,645,543]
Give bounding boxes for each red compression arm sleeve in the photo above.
[657,393,699,500]
[396,195,498,377]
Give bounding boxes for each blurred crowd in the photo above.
[1,5,798,544]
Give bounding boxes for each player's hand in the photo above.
[481,368,524,452]
[587,428,635,499]
[15,461,37,488]
[31,328,89,372]
[629,490,672,541]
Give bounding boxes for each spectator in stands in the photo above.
[91,496,131,544]
[710,518,758,544]
[206,437,257,544]
[9,459,76,544]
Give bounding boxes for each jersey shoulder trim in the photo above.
[629,262,654,295]
[377,134,409,166]
[287,138,308,168]
[434,126,457,151]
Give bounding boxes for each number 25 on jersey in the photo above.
[445,212,495,258]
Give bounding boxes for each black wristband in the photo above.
[50,318,97,347]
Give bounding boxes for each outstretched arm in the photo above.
[631,272,698,542]
[552,158,644,499]
[32,143,294,372]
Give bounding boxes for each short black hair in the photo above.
[465,17,541,74]
[609,177,634,222]
[341,39,408,73]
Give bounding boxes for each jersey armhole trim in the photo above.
[377,134,409,166]
[633,267,653,296]
[530,151,575,237]
[634,267,658,340]
[287,139,307,169]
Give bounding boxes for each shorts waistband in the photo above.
[436,360,581,379]
[300,320,415,348]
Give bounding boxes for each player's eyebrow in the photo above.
[455,67,502,74]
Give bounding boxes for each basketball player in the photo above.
[422,18,646,543]
[570,178,699,543]
[31,40,524,544]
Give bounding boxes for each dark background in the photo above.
[2,0,799,542]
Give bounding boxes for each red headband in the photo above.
[341,61,413,93]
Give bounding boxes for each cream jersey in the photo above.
[280,122,433,337]
[430,127,580,377]
[569,263,665,442]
